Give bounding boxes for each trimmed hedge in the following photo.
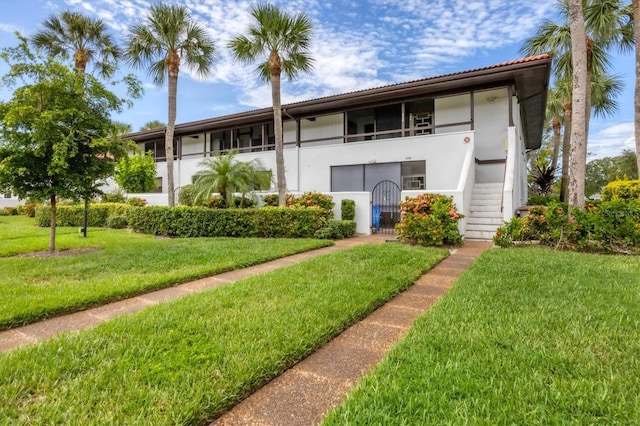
[126,206,327,238]
[341,199,356,221]
[35,203,131,227]
[315,220,357,239]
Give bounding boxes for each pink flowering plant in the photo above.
[396,193,464,246]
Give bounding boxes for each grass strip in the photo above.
[323,247,640,425]
[0,216,331,329]
[0,243,446,424]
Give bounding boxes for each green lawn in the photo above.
[0,244,447,424]
[323,247,640,425]
[0,215,332,329]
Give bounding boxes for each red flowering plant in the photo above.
[262,193,295,207]
[396,193,464,246]
[292,192,335,217]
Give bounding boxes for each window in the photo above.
[144,139,176,162]
[210,130,232,153]
[346,104,401,142]
[405,99,434,136]
[4,191,12,199]
[150,177,163,193]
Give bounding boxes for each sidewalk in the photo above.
[0,234,389,353]
[1,235,492,425]
[211,240,491,425]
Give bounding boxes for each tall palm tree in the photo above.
[568,0,589,209]
[229,3,313,207]
[634,0,640,175]
[521,0,632,206]
[192,151,271,207]
[125,4,216,207]
[31,11,121,77]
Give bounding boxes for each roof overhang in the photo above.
[126,55,551,150]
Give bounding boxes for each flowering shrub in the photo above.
[293,192,335,216]
[263,192,334,217]
[396,193,464,246]
[262,193,294,207]
[493,200,640,254]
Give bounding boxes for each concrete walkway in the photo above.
[0,234,388,353]
[1,235,491,425]
[212,240,491,425]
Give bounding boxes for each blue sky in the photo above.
[0,0,635,159]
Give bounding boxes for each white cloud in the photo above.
[588,122,636,159]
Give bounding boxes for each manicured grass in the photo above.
[323,247,640,425]
[0,216,332,329]
[0,244,447,424]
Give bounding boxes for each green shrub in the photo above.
[2,207,18,216]
[106,214,128,229]
[396,193,464,246]
[207,195,256,209]
[527,194,563,206]
[178,184,198,206]
[262,193,294,207]
[315,220,356,239]
[126,197,147,207]
[36,203,131,227]
[293,192,334,216]
[126,206,327,238]
[101,189,127,204]
[23,203,38,217]
[341,199,356,221]
[494,200,640,253]
[601,179,640,202]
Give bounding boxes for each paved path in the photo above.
[1,235,491,426]
[0,234,389,353]
[212,240,491,425]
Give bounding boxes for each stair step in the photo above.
[466,223,501,232]
[466,217,504,226]
[468,211,504,218]
[470,205,502,212]
[470,198,502,206]
[465,230,497,241]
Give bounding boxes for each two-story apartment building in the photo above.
[124,54,551,239]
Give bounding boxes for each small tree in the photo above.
[0,36,140,252]
[115,150,157,194]
[192,151,271,207]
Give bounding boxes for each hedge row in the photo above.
[315,220,357,239]
[35,203,131,227]
[126,206,327,238]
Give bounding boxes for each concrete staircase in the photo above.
[465,183,504,240]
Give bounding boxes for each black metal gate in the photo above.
[371,180,401,234]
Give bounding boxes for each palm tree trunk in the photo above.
[634,0,640,176]
[560,102,572,202]
[550,116,561,171]
[49,195,57,253]
[166,73,177,207]
[271,69,287,207]
[568,0,588,209]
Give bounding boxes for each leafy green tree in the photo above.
[140,120,165,131]
[31,10,121,77]
[125,4,217,207]
[115,150,157,193]
[585,149,639,197]
[192,151,271,207]
[229,3,313,207]
[0,36,138,252]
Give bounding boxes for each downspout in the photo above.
[282,108,300,191]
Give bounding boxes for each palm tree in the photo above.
[229,3,313,207]
[125,4,216,207]
[634,0,640,175]
[568,0,589,209]
[140,120,166,131]
[521,0,632,207]
[31,11,121,77]
[192,151,271,207]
